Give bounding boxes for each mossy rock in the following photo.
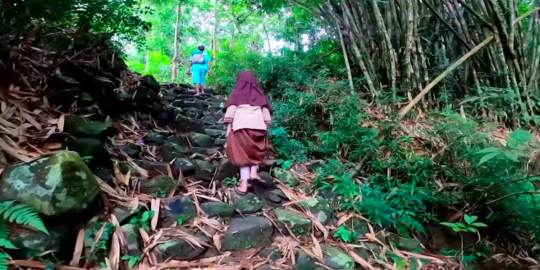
[295,245,355,270]
[344,218,369,239]
[173,158,196,176]
[201,202,235,217]
[139,175,178,197]
[161,142,189,162]
[164,196,198,225]
[222,216,273,251]
[272,168,300,187]
[64,115,112,139]
[188,132,213,148]
[387,233,423,253]
[10,226,63,258]
[231,192,263,214]
[298,197,333,225]
[121,143,142,157]
[144,132,166,145]
[156,230,208,260]
[274,208,311,235]
[204,129,226,138]
[0,151,100,216]
[193,160,215,181]
[120,223,142,256]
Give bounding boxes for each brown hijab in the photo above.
[225,71,272,113]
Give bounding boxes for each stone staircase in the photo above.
[106,83,362,269]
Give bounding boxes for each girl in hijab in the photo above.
[224,71,272,194]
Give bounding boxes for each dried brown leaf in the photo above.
[311,234,323,261]
[69,229,85,267]
[213,234,222,251]
[57,115,65,132]
[108,232,120,270]
[150,198,160,231]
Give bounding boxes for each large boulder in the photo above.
[0,151,100,216]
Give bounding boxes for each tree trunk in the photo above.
[336,25,354,94]
[212,0,219,63]
[262,23,272,55]
[144,50,149,73]
[171,0,182,81]
[230,28,235,49]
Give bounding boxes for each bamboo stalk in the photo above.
[399,37,494,118]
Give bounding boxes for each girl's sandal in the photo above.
[235,187,248,195]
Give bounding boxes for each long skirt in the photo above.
[226,129,269,167]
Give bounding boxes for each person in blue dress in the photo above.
[187,45,213,96]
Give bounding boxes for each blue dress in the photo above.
[190,51,213,85]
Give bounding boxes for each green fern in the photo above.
[0,201,48,234]
[0,201,48,270]
[0,253,8,270]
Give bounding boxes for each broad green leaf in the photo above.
[80,93,93,101]
[509,129,531,143]
[464,214,478,224]
[128,256,139,268]
[478,152,501,166]
[396,258,408,269]
[78,120,112,135]
[471,222,488,227]
[282,160,293,169]
[467,227,477,233]
[440,222,457,228]
[141,211,151,222]
[475,147,501,155]
[502,150,519,163]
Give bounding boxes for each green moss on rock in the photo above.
[0,151,100,216]
[274,208,311,235]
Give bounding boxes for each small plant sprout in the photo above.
[440,214,487,233]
